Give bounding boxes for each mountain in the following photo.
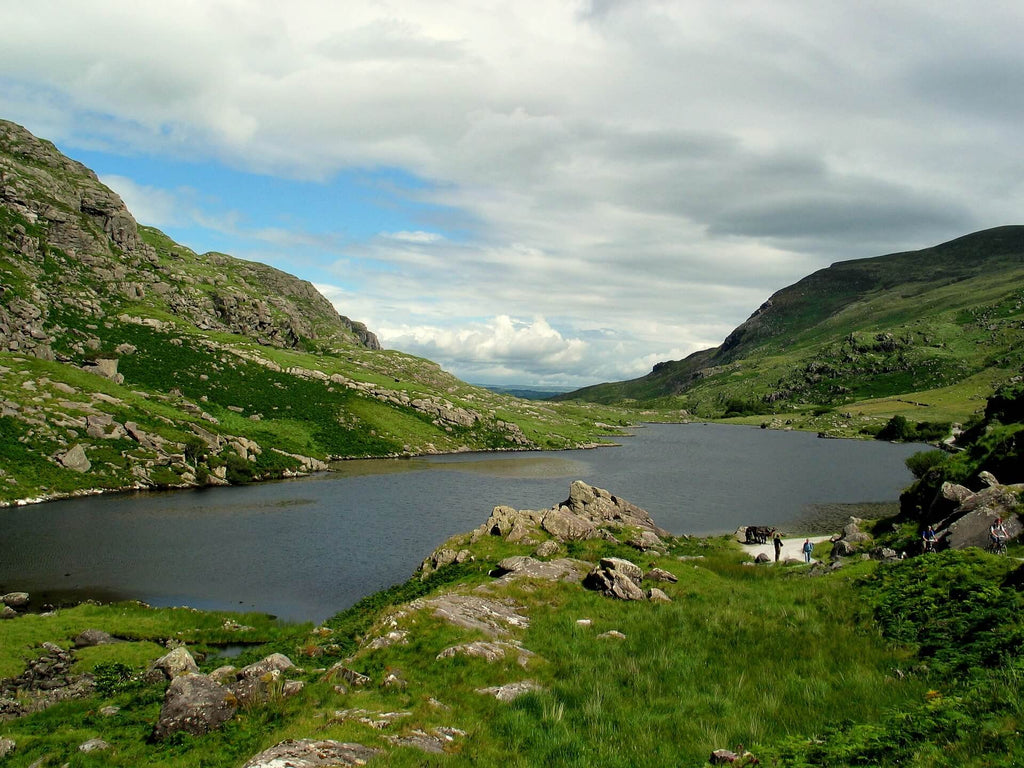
[557,227,1024,434]
[0,120,626,504]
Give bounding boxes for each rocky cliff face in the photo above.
[0,119,379,358]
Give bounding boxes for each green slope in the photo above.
[0,119,630,504]
[558,227,1024,433]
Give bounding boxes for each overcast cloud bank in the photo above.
[2,1,1021,386]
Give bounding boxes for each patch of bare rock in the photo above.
[241,739,378,768]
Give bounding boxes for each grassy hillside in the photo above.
[0,119,631,504]
[558,227,1024,437]
[0,491,1020,766]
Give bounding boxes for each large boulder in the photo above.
[154,674,236,739]
[1,592,29,609]
[937,474,1023,549]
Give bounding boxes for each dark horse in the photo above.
[745,526,776,545]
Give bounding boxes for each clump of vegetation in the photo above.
[896,381,1024,522]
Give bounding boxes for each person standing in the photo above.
[802,538,814,563]
[773,531,783,562]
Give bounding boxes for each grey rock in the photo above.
[647,587,672,603]
[413,594,530,637]
[238,653,294,679]
[583,557,647,601]
[149,646,199,680]
[0,737,14,759]
[437,641,534,667]
[73,629,117,647]
[241,739,379,768]
[644,567,678,583]
[493,556,588,583]
[476,680,543,702]
[1,592,29,609]
[154,674,236,739]
[386,727,465,754]
[325,664,370,687]
[56,444,90,472]
[533,540,561,558]
[541,507,597,541]
[78,738,110,753]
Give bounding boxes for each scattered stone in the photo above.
[241,739,379,768]
[382,670,407,689]
[78,738,110,753]
[597,630,626,640]
[324,663,370,687]
[476,680,543,702]
[0,606,17,620]
[533,540,561,558]
[56,444,90,472]
[576,618,592,627]
[437,641,534,667]
[73,628,118,647]
[0,738,14,759]
[647,587,672,603]
[365,629,409,651]
[644,567,678,583]
[99,705,120,716]
[333,708,412,729]
[386,726,466,754]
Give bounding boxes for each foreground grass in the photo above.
[2,539,1020,767]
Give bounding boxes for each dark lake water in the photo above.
[0,423,925,623]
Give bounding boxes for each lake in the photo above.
[0,423,925,623]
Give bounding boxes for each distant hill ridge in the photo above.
[0,119,379,357]
[0,120,625,504]
[558,226,1024,433]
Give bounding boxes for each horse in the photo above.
[745,526,776,545]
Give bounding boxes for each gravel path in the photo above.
[739,535,832,564]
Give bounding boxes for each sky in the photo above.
[2,1,1022,388]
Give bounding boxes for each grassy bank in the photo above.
[5,525,1020,766]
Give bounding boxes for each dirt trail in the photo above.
[740,535,832,563]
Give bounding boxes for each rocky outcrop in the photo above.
[457,481,670,563]
[936,473,1023,550]
[0,119,380,363]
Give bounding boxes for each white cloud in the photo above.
[98,175,184,229]
[4,0,1024,385]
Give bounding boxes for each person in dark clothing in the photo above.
[773,532,783,562]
